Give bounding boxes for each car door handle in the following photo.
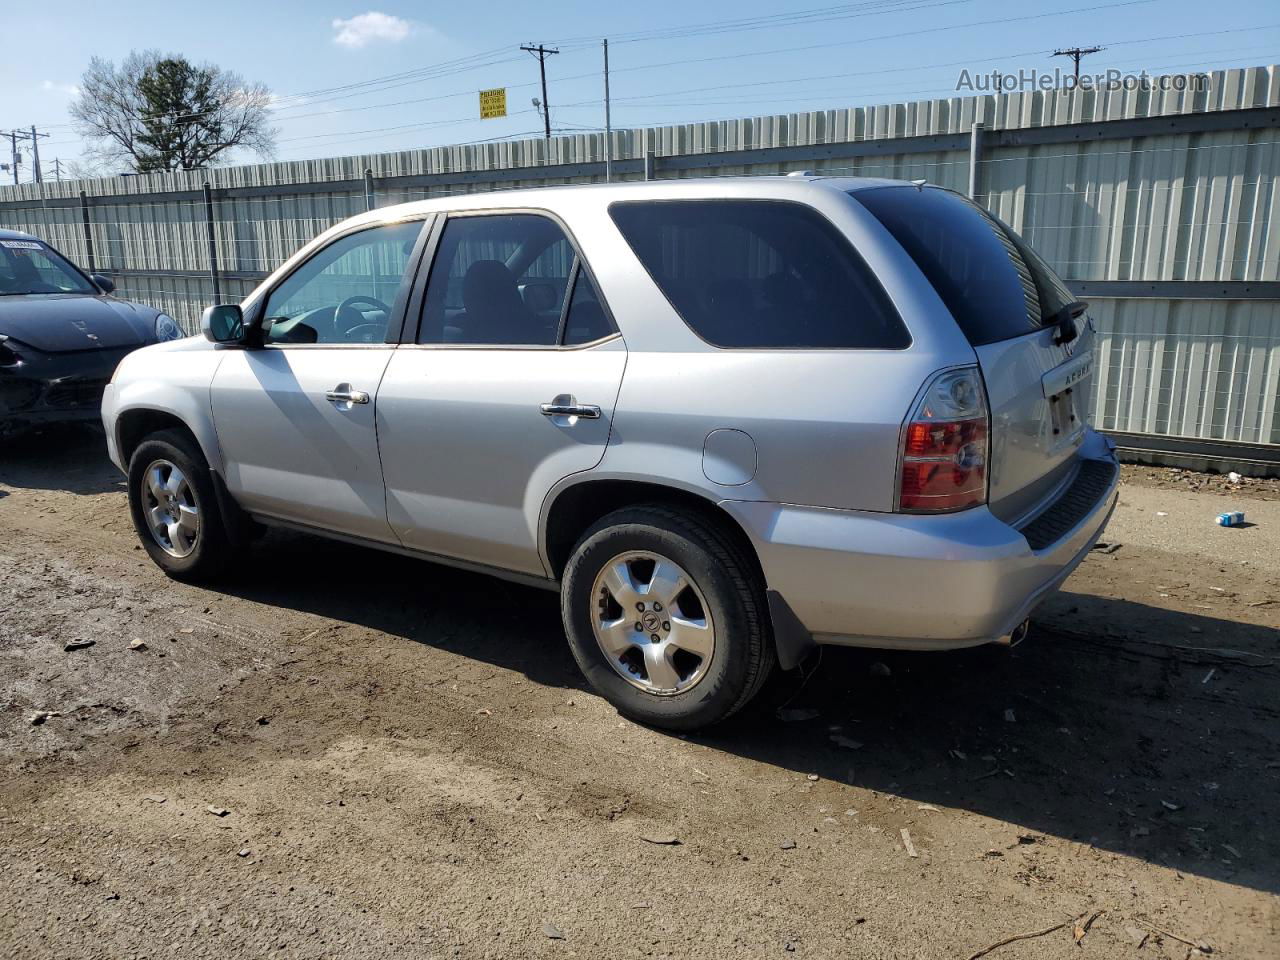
[540,399,601,419]
[326,388,370,404]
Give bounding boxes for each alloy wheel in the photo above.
[140,459,200,558]
[590,551,715,695]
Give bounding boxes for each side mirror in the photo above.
[91,273,116,294]
[202,304,244,344]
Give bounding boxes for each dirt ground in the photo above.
[1,428,1277,960]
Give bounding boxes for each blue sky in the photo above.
[3,0,1277,174]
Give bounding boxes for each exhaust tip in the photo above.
[996,620,1031,648]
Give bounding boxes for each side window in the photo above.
[419,214,575,346]
[852,186,1074,346]
[608,199,908,349]
[561,266,615,346]
[261,219,423,345]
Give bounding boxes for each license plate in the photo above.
[1041,351,1093,399]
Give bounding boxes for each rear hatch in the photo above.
[852,185,1095,523]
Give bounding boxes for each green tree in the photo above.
[71,51,275,174]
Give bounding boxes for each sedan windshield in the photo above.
[0,239,97,296]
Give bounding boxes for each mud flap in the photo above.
[210,468,259,549]
[767,590,817,671]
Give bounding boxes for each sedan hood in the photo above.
[0,294,155,352]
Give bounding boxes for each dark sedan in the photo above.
[0,228,182,438]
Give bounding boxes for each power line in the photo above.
[255,46,522,108]
[20,0,1205,151]
[275,109,539,145]
[572,52,1272,116]
[556,40,1277,113]
[262,0,1189,144]
[260,22,1280,142]
[30,47,531,132]
[18,0,1011,134]
[23,3,1268,164]
[548,0,974,48]
[589,0,1157,84]
[33,24,1275,161]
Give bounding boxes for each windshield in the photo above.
[0,239,97,296]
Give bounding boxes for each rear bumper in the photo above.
[721,429,1119,651]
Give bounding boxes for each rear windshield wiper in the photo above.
[1051,300,1088,346]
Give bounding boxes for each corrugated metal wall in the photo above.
[1088,298,1280,443]
[2,65,1278,446]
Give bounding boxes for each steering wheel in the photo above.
[334,295,392,341]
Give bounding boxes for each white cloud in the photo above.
[332,11,412,48]
[42,80,81,97]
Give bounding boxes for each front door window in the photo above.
[261,219,424,345]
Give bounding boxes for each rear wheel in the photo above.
[560,505,775,730]
[127,429,235,581]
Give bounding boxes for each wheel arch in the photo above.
[115,407,213,470]
[541,477,766,587]
[115,403,257,549]
[541,476,818,671]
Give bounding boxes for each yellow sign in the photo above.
[478,88,507,119]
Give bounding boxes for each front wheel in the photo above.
[127,429,235,581]
[560,506,775,731]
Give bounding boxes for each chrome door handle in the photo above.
[540,399,601,419]
[326,388,370,404]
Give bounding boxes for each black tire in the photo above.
[560,505,776,731]
[127,428,235,582]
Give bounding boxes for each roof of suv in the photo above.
[362,174,916,225]
[438,174,909,199]
[0,227,38,241]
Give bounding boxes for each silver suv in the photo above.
[103,177,1118,730]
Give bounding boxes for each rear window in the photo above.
[608,199,909,349]
[852,185,1074,346]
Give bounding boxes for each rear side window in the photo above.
[852,185,1075,346]
[608,199,909,349]
[419,213,572,346]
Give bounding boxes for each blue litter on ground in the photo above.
[1216,511,1246,527]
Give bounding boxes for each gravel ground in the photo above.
[1,428,1277,959]
[1120,464,1280,503]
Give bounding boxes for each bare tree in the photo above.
[70,51,276,173]
[61,157,111,181]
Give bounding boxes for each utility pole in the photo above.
[53,158,63,182]
[520,43,559,140]
[603,38,612,182]
[2,127,49,183]
[29,125,43,183]
[1053,46,1104,84]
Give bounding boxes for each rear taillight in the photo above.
[898,366,989,513]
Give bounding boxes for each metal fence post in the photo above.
[364,168,375,211]
[968,121,985,202]
[203,182,222,304]
[78,190,95,274]
[644,149,655,181]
